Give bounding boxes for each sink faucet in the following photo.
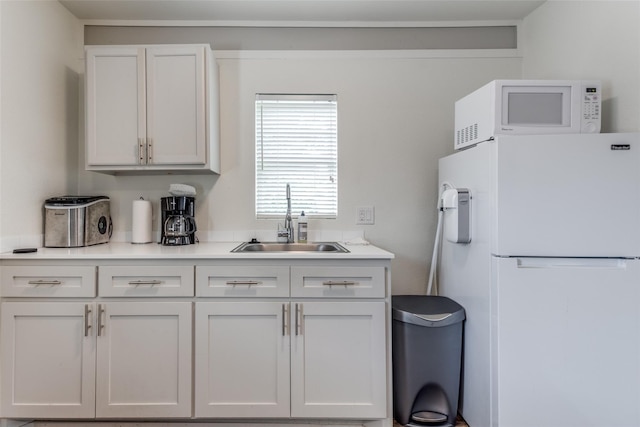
[284,184,294,243]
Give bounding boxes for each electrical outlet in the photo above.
[356,206,375,225]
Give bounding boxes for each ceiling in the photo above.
[59,0,546,25]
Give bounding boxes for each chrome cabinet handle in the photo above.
[128,280,162,285]
[226,280,261,286]
[97,304,105,336]
[322,280,357,287]
[28,279,62,285]
[84,304,92,337]
[295,303,303,336]
[147,138,153,163]
[138,138,145,164]
[282,304,289,336]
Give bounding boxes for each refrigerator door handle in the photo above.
[516,258,627,269]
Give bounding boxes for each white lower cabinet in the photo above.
[0,301,192,419]
[290,301,387,419]
[194,301,291,418]
[0,259,391,423]
[95,302,192,418]
[195,300,387,419]
[0,302,96,419]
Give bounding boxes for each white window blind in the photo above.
[255,94,338,219]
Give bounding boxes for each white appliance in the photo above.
[438,132,640,427]
[455,80,601,150]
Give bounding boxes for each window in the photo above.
[255,94,338,219]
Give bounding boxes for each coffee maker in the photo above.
[160,196,197,246]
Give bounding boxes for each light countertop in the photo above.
[0,241,394,260]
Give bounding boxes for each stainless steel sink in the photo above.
[232,242,349,253]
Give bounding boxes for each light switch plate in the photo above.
[356,206,375,225]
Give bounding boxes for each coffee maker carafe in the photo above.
[161,196,197,245]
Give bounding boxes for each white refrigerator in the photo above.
[438,132,640,427]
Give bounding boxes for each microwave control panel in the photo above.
[581,83,601,133]
[583,86,600,120]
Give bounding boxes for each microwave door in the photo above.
[503,90,568,128]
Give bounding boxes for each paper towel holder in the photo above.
[131,197,153,244]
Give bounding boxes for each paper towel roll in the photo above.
[132,198,153,244]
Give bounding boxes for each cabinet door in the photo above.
[195,301,290,418]
[0,302,96,418]
[95,302,192,418]
[146,46,206,165]
[291,301,387,419]
[86,46,146,166]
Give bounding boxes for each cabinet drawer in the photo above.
[1,266,96,297]
[196,266,289,297]
[99,266,194,297]
[291,266,385,298]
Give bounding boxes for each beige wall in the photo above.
[0,0,84,250]
[521,0,640,133]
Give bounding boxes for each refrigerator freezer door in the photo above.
[493,132,640,257]
[495,256,640,427]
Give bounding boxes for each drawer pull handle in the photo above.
[226,280,261,286]
[128,280,162,285]
[322,280,357,287]
[28,279,62,285]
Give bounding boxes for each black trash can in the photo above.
[392,295,465,427]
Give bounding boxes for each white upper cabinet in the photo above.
[85,46,144,167]
[85,44,220,174]
[145,46,206,165]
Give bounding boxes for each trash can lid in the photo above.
[392,295,465,327]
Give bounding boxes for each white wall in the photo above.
[0,2,3,251]
[0,1,84,251]
[77,53,522,295]
[4,0,638,295]
[521,0,640,133]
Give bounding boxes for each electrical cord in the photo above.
[427,182,453,296]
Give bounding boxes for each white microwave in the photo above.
[454,79,601,150]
